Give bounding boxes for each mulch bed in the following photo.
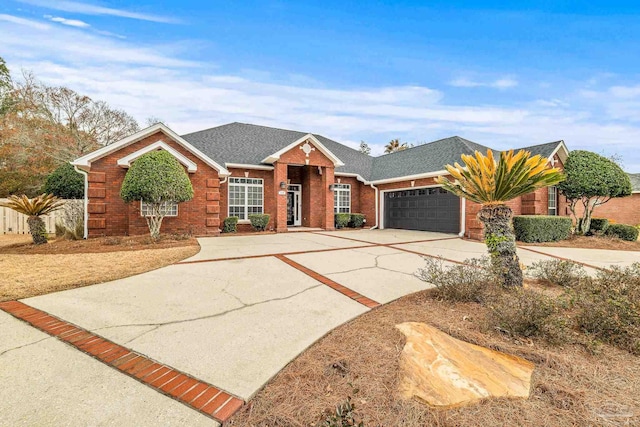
[228,288,640,427]
[523,234,640,252]
[0,234,198,254]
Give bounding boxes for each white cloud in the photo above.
[449,76,518,89]
[1,15,639,171]
[46,15,90,28]
[0,13,49,30]
[17,0,178,24]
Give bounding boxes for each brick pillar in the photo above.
[323,166,335,231]
[274,162,288,232]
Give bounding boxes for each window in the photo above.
[333,183,351,213]
[548,186,558,216]
[140,201,178,217]
[228,177,263,220]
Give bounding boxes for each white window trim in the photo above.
[140,200,178,217]
[228,177,264,221]
[333,183,351,213]
[548,186,558,216]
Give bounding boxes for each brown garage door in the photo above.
[384,187,460,233]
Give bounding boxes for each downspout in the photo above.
[458,197,466,238]
[219,175,229,185]
[73,164,89,239]
[369,183,379,230]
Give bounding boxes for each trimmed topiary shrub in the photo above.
[349,213,365,228]
[605,223,639,241]
[43,163,84,199]
[248,214,270,231]
[335,213,350,229]
[223,216,238,233]
[513,215,572,243]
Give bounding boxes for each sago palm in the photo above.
[436,149,564,287]
[0,194,65,244]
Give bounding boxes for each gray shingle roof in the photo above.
[628,173,640,192]
[181,122,374,179]
[181,122,562,182]
[369,136,492,181]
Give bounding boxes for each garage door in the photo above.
[384,187,460,233]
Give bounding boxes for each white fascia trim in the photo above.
[370,170,449,185]
[225,163,275,171]
[72,123,230,176]
[547,140,569,164]
[334,172,371,184]
[261,133,345,167]
[117,141,198,173]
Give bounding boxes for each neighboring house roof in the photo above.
[628,173,640,193]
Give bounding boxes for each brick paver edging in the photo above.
[0,300,244,423]
[274,254,380,309]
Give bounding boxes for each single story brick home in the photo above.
[72,122,570,239]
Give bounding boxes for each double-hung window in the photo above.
[140,201,178,217]
[333,184,351,213]
[228,177,263,220]
[548,186,558,216]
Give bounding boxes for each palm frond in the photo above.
[0,193,65,216]
[436,149,565,205]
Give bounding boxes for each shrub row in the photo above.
[513,215,572,243]
[605,223,639,241]
[222,214,272,233]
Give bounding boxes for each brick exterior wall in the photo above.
[574,193,640,226]
[85,131,221,237]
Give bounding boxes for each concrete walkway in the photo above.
[3,229,638,425]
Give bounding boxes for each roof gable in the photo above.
[116,141,198,173]
[73,123,230,175]
[261,133,345,166]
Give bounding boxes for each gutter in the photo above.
[458,197,466,237]
[369,183,379,230]
[73,164,89,239]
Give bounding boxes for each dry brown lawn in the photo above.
[524,234,640,251]
[228,289,640,427]
[0,234,199,301]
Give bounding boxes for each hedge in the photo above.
[335,213,351,229]
[349,213,365,228]
[513,215,572,243]
[249,214,270,231]
[222,216,238,233]
[605,224,639,241]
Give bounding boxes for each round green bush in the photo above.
[43,163,84,199]
[605,224,639,241]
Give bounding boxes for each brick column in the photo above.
[323,166,335,231]
[274,162,288,232]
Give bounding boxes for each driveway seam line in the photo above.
[0,300,244,423]
[274,254,381,308]
[517,246,607,271]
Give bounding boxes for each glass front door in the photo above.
[287,185,302,226]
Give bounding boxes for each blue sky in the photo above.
[1,1,640,171]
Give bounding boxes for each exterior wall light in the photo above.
[329,184,336,191]
[280,181,287,189]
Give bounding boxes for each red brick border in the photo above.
[0,300,244,423]
[274,255,380,308]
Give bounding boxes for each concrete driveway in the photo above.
[2,229,636,425]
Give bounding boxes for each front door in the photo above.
[287,184,302,226]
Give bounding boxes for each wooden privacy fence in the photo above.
[0,199,70,235]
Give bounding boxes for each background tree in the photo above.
[0,194,64,244]
[384,138,409,154]
[437,149,564,287]
[359,140,371,155]
[120,150,194,240]
[558,150,632,234]
[0,58,140,197]
[43,163,84,199]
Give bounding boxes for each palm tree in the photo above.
[384,138,409,154]
[1,194,65,244]
[436,149,564,287]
